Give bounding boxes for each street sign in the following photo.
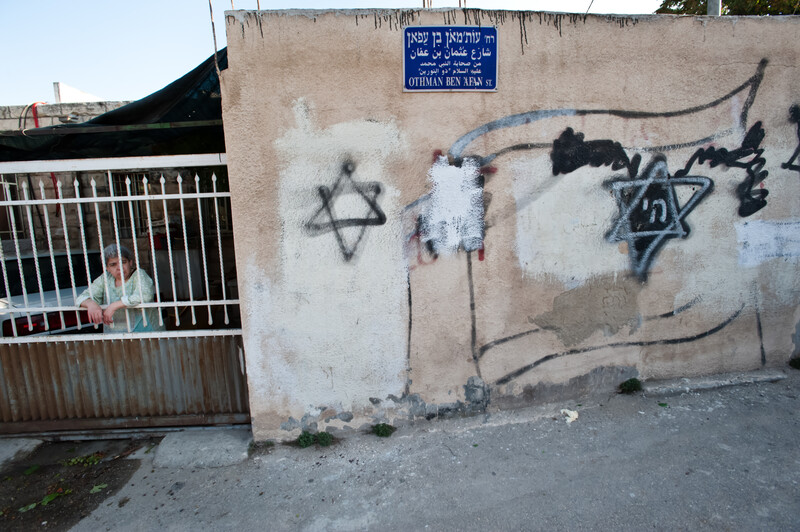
[403,26,498,92]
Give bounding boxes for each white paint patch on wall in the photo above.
[736,220,800,267]
[659,166,756,313]
[257,100,409,416]
[511,153,628,287]
[238,260,300,415]
[420,156,484,255]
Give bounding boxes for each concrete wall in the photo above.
[0,101,129,131]
[221,9,800,440]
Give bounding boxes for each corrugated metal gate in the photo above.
[0,336,248,434]
[0,154,249,435]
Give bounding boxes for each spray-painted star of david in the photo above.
[605,156,713,280]
[305,161,387,261]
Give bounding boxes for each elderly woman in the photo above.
[77,244,164,332]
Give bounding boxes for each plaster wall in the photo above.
[221,9,800,440]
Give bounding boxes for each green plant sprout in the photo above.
[372,423,396,437]
[619,378,642,394]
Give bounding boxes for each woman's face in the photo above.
[107,256,132,282]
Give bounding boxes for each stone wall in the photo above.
[220,9,800,440]
[0,101,129,131]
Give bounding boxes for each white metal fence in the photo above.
[0,154,240,342]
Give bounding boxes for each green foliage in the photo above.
[40,493,60,506]
[316,432,333,447]
[297,431,315,448]
[89,484,108,494]
[295,431,335,448]
[372,423,396,438]
[789,357,800,370]
[23,465,40,476]
[60,452,103,467]
[618,378,643,394]
[16,489,72,513]
[656,0,799,15]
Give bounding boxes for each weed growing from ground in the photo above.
[248,440,275,456]
[297,431,315,448]
[295,431,335,448]
[372,423,396,437]
[316,432,333,447]
[618,378,642,394]
[59,453,103,467]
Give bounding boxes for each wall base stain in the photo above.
[275,377,492,438]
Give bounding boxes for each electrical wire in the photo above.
[208,0,221,80]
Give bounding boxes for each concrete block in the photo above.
[153,428,252,469]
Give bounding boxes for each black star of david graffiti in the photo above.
[305,161,387,261]
[605,156,713,281]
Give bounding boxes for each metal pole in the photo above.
[707,0,721,16]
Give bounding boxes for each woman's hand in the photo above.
[81,300,104,325]
[103,301,126,325]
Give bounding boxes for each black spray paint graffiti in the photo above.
[402,60,768,394]
[551,128,641,178]
[436,60,766,282]
[674,122,768,217]
[605,156,713,281]
[781,104,800,175]
[402,195,439,270]
[492,305,744,386]
[305,160,387,261]
[449,59,767,165]
[476,294,704,361]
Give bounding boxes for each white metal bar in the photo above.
[177,175,196,325]
[91,178,111,317]
[0,328,243,344]
[213,173,230,325]
[0,190,232,207]
[0,300,241,314]
[0,179,18,336]
[108,170,132,332]
[0,153,227,174]
[195,174,213,325]
[75,178,100,332]
[161,175,180,326]
[143,176,164,327]
[125,175,148,328]
[58,180,82,331]
[21,181,48,328]
[39,180,66,331]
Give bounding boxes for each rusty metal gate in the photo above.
[0,336,248,434]
[0,154,249,435]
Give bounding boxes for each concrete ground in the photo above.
[4,368,800,531]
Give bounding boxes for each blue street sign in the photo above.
[404,26,498,92]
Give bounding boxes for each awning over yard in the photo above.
[0,49,227,162]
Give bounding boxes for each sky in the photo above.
[0,0,662,107]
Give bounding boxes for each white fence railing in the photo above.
[0,154,240,342]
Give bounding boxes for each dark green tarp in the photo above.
[0,49,227,162]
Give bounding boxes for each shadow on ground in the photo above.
[0,438,159,531]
